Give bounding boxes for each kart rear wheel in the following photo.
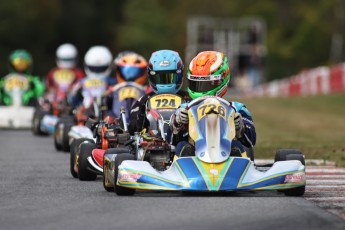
[61,121,74,152]
[78,142,97,181]
[275,149,305,197]
[70,138,94,178]
[114,153,136,196]
[103,148,131,192]
[32,109,49,136]
[54,118,72,151]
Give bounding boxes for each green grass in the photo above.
[228,94,345,166]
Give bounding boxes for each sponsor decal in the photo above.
[210,169,218,176]
[159,60,170,67]
[187,74,222,81]
[119,173,142,182]
[284,173,305,183]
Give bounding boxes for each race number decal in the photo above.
[118,87,141,101]
[149,94,182,109]
[53,70,75,85]
[197,103,226,121]
[84,78,104,89]
[4,75,29,91]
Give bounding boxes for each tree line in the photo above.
[0,0,344,82]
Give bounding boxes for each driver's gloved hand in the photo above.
[175,107,188,125]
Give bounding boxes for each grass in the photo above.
[227,93,345,167]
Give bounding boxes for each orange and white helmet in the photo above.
[114,51,147,85]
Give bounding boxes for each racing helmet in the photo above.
[187,51,230,99]
[114,51,147,85]
[84,46,113,77]
[56,43,78,69]
[148,50,183,94]
[8,49,33,74]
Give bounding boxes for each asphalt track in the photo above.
[0,130,344,230]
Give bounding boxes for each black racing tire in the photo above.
[103,148,131,192]
[274,149,305,197]
[70,138,94,178]
[54,118,73,151]
[114,153,136,196]
[78,142,97,181]
[61,121,75,152]
[244,146,255,161]
[31,109,49,136]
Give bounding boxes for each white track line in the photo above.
[306,168,345,173]
[305,197,345,201]
[306,180,345,185]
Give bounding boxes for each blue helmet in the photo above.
[148,50,183,94]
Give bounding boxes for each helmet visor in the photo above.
[149,71,182,84]
[12,58,30,72]
[119,66,145,80]
[187,74,222,92]
[87,65,109,73]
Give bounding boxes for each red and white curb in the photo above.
[305,165,345,220]
[255,159,345,219]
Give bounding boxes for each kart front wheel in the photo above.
[78,143,97,181]
[103,148,131,192]
[62,121,74,152]
[114,153,136,196]
[275,149,305,197]
[70,138,94,178]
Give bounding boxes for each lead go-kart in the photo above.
[103,96,306,196]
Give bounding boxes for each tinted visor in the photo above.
[149,71,182,84]
[188,79,221,92]
[87,65,109,73]
[119,66,145,80]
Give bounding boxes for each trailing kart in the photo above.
[71,82,145,180]
[103,93,186,190]
[32,69,76,135]
[104,96,306,196]
[54,77,107,152]
[0,73,40,128]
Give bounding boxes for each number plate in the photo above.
[149,94,182,109]
[197,103,226,121]
[118,87,141,101]
[4,75,29,91]
[84,78,105,88]
[53,70,75,85]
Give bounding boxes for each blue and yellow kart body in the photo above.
[103,96,305,195]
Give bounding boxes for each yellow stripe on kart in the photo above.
[193,157,233,191]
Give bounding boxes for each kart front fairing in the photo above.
[112,96,305,192]
[114,156,305,191]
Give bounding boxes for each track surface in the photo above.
[0,130,344,230]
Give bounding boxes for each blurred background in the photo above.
[1,0,345,164]
[1,0,344,82]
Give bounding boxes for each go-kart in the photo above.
[32,69,76,135]
[103,96,306,196]
[71,82,145,180]
[54,77,107,152]
[0,74,38,128]
[102,93,186,191]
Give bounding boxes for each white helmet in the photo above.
[56,43,78,69]
[84,46,113,77]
